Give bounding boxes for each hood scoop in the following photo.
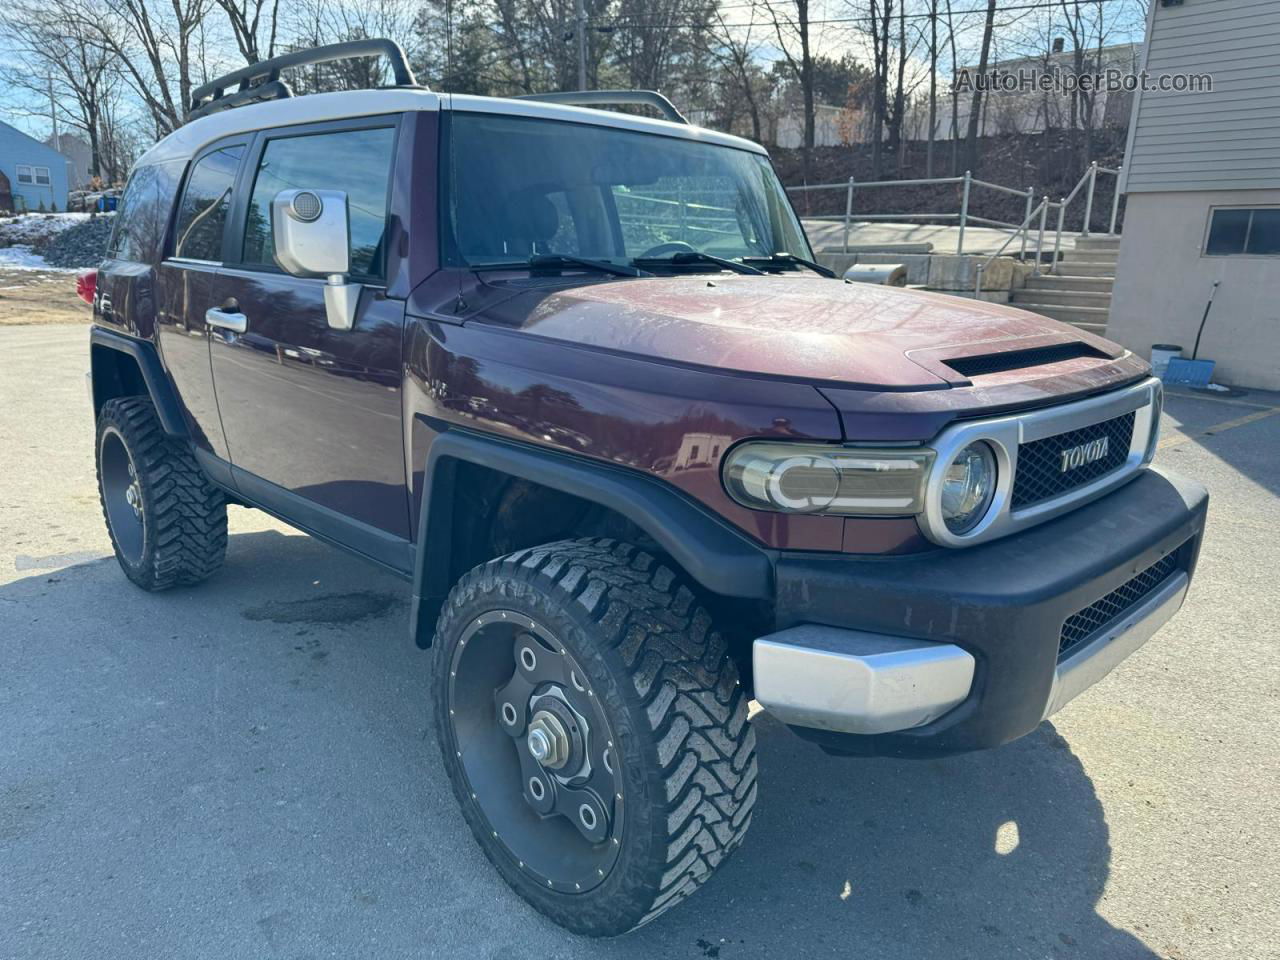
[944,342,1110,378]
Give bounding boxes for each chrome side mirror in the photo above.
[271,188,359,331]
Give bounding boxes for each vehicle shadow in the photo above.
[1162,389,1280,498]
[621,715,1158,959]
[0,527,1157,959]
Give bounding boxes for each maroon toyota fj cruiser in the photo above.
[85,40,1207,936]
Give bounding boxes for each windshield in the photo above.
[443,111,812,269]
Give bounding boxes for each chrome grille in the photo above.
[1012,412,1135,509]
[1059,552,1180,658]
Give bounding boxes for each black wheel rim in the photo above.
[100,428,145,564]
[447,610,624,893]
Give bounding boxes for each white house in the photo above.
[941,41,1142,139]
[1108,0,1280,391]
[774,105,851,148]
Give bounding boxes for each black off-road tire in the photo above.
[432,538,758,936]
[95,396,227,590]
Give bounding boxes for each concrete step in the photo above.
[1011,301,1111,329]
[1051,261,1117,278]
[1010,288,1112,308]
[1073,234,1122,252]
[1064,249,1119,265]
[1023,274,1114,293]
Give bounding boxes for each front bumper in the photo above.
[754,465,1207,757]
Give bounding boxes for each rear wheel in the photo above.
[432,538,757,936]
[96,396,227,590]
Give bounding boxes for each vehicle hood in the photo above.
[479,275,1126,390]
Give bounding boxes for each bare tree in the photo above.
[82,0,212,135]
[215,0,282,64]
[924,0,940,175]
[1,0,122,181]
[706,8,769,141]
[962,0,996,172]
[760,0,817,157]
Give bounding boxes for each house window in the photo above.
[14,165,51,186]
[1206,207,1280,256]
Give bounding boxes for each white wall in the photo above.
[1108,188,1280,391]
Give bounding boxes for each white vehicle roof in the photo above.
[138,88,768,168]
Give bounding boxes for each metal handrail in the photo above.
[974,196,1051,294]
[786,171,1029,256]
[1046,161,1125,273]
[787,162,1125,261]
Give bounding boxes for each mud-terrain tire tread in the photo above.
[432,537,757,936]
[96,396,227,590]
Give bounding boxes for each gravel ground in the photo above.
[38,217,114,268]
[0,214,108,324]
[0,269,87,325]
[2,324,1278,960]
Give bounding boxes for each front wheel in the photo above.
[432,539,757,936]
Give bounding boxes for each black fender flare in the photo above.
[409,428,776,647]
[89,327,188,437]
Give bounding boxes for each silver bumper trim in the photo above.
[1044,570,1189,719]
[752,626,975,735]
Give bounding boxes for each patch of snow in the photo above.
[0,245,77,272]
[0,212,100,245]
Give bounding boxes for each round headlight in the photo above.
[940,441,997,534]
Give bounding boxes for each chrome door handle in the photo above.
[205,307,248,333]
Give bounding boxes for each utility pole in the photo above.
[48,76,59,145]
[575,0,588,90]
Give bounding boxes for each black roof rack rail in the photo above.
[516,90,688,125]
[187,38,420,123]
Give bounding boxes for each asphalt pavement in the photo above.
[2,324,1278,960]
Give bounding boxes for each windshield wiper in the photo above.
[741,252,836,278]
[631,251,765,276]
[528,253,652,278]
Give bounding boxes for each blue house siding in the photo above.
[0,120,71,212]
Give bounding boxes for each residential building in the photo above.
[941,41,1142,139]
[1108,0,1280,391]
[46,133,93,188]
[774,104,853,149]
[0,120,71,212]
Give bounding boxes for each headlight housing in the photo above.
[939,441,997,533]
[720,376,1161,548]
[722,442,934,516]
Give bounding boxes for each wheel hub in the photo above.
[448,610,625,893]
[526,711,568,768]
[124,464,142,519]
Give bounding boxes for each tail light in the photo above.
[76,269,97,305]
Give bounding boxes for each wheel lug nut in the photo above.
[528,729,552,763]
[526,710,570,769]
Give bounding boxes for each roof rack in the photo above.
[187,39,420,123]
[516,90,688,125]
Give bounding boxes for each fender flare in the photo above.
[89,327,188,437]
[409,428,775,647]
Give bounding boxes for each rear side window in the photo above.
[109,161,181,263]
[241,126,396,279]
[174,145,244,261]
